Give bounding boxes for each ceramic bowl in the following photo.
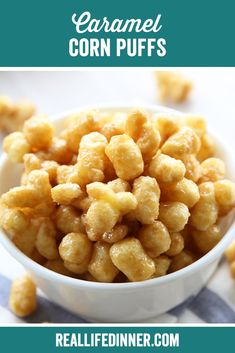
[0,104,234,322]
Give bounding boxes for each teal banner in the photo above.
[0,0,234,67]
[0,326,234,352]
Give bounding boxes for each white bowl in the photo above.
[0,103,235,323]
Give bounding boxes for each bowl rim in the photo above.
[0,102,235,291]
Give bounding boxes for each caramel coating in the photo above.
[162,127,201,159]
[51,183,83,205]
[3,132,30,163]
[102,224,128,243]
[125,109,161,162]
[56,165,74,184]
[225,240,235,280]
[190,182,218,231]
[131,176,160,224]
[88,242,119,282]
[36,138,73,165]
[183,115,206,137]
[197,134,215,162]
[156,72,192,103]
[225,240,235,263]
[23,116,54,150]
[0,205,39,256]
[214,180,235,215]
[155,114,180,144]
[110,238,155,282]
[0,206,29,239]
[105,134,144,180]
[36,218,59,260]
[163,178,200,208]
[64,260,89,275]
[138,221,171,258]
[54,205,84,234]
[0,96,35,133]
[59,232,92,264]
[23,153,41,174]
[1,186,40,208]
[41,160,59,184]
[13,223,38,257]
[169,250,195,272]
[166,232,185,257]
[158,202,190,232]
[181,154,201,182]
[85,201,120,241]
[108,178,131,193]
[199,158,225,183]
[45,259,72,276]
[125,109,147,140]
[9,276,37,317]
[63,111,98,153]
[192,225,222,254]
[85,182,137,240]
[73,196,92,213]
[100,121,125,141]
[153,255,171,277]
[27,170,52,202]
[136,122,161,162]
[230,262,235,279]
[75,132,108,186]
[149,153,186,184]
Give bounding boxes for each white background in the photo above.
[0,68,235,278]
